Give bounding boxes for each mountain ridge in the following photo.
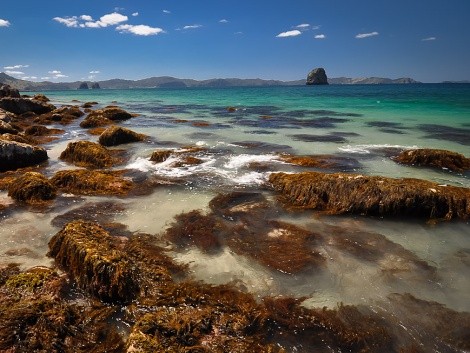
[0,72,421,91]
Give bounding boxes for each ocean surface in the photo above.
[1,84,469,350]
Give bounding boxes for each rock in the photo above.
[48,220,139,303]
[0,108,16,123]
[279,153,361,171]
[34,105,83,125]
[0,84,20,98]
[80,106,134,129]
[59,140,115,168]
[78,82,89,89]
[80,113,112,128]
[269,171,470,221]
[24,125,64,136]
[306,67,329,85]
[98,125,146,146]
[7,172,56,204]
[0,97,56,115]
[0,140,48,172]
[32,94,50,102]
[0,133,37,145]
[393,148,470,173]
[91,82,101,89]
[51,169,133,196]
[82,101,98,108]
[150,149,172,163]
[0,120,19,134]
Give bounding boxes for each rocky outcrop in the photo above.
[80,106,134,128]
[0,140,48,171]
[269,171,470,221]
[393,148,470,173]
[98,125,146,146]
[306,67,329,85]
[78,82,89,90]
[32,94,50,102]
[34,105,83,125]
[0,120,19,134]
[7,172,56,204]
[59,140,115,168]
[0,97,55,115]
[0,84,20,98]
[91,82,101,89]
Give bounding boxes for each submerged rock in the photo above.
[8,172,56,204]
[51,169,133,196]
[98,125,146,146]
[81,106,135,129]
[393,148,470,173]
[59,140,115,168]
[269,171,470,220]
[0,140,48,171]
[0,97,55,115]
[306,67,329,85]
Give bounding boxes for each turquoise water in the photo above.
[1,84,469,351]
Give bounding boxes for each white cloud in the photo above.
[53,16,79,28]
[97,12,128,27]
[4,64,29,70]
[234,31,243,35]
[90,70,100,74]
[5,71,24,76]
[219,19,229,23]
[296,24,310,29]
[48,70,62,74]
[80,15,93,21]
[41,77,51,80]
[183,24,202,30]
[422,37,436,41]
[54,74,68,78]
[355,31,379,39]
[30,76,37,79]
[163,10,171,14]
[83,21,101,28]
[117,24,164,36]
[0,19,10,27]
[314,34,326,39]
[276,30,302,38]
[88,75,96,80]
[132,12,139,17]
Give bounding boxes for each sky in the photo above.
[1,0,469,83]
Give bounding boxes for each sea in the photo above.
[1,83,469,349]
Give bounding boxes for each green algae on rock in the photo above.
[393,148,470,173]
[51,169,133,196]
[7,171,57,204]
[269,171,470,220]
[59,140,115,168]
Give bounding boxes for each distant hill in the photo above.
[0,72,420,91]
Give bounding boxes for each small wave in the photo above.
[338,144,419,154]
[224,154,279,169]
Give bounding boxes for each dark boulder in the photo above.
[0,84,20,98]
[0,140,48,172]
[91,82,101,89]
[7,172,57,204]
[306,67,329,85]
[98,125,146,146]
[393,148,470,173]
[0,97,55,115]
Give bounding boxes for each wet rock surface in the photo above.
[0,97,55,115]
[393,148,470,172]
[59,140,116,168]
[269,171,470,220]
[0,140,48,171]
[7,171,57,204]
[98,125,146,146]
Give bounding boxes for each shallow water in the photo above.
[2,84,470,351]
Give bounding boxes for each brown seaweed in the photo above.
[7,171,57,204]
[59,140,116,168]
[98,125,146,146]
[393,148,470,172]
[269,171,470,220]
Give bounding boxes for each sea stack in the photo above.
[78,82,89,90]
[91,82,101,89]
[306,67,329,85]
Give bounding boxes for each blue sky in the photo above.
[1,0,469,82]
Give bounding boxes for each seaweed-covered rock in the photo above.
[7,172,56,204]
[59,140,115,168]
[279,153,361,171]
[48,220,139,303]
[81,107,134,129]
[32,94,50,102]
[0,119,19,134]
[82,101,98,108]
[269,171,470,220]
[24,124,64,136]
[0,97,55,115]
[34,105,84,125]
[98,125,146,146]
[150,149,173,163]
[0,140,48,171]
[0,132,38,145]
[393,148,470,173]
[51,169,133,196]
